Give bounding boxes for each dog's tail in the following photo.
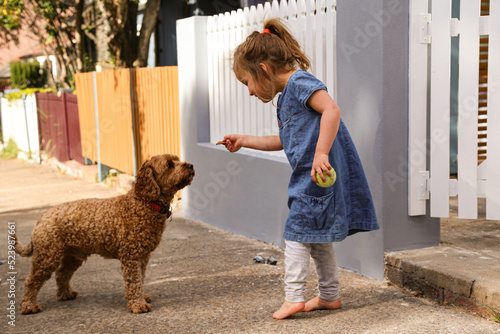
[14,234,34,257]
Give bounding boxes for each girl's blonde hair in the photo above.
[233,18,310,83]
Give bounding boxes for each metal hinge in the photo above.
[420,13,431,44]
[420,171,430,200]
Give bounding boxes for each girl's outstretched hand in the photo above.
[220,134,244,152]
[311,153,332,183]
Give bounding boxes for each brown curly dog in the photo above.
[14,154,194,314]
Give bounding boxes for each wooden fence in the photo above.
[74,66,180,176]
[408,0,500,219]
[207,0,336,157]
[36,92,84,164]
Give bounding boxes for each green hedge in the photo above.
[10,61,47,89]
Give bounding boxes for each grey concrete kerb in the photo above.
[386,246,500,313]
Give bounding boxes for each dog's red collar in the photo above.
[142,199,172,218]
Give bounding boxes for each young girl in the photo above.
[221,18,379,320]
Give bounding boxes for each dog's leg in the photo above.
[56,252,86,301]
[121,259,152,313]
[21,251,63,314]
[140,255,152,303]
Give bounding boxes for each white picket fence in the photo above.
[408,0,500,219]
[207,0,337,156]
[0,94,40,159]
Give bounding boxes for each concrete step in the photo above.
[385,245,500,317]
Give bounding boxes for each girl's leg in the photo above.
[304,243,341,312]
[273,240,310,319]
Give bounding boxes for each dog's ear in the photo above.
[134,165,160,201]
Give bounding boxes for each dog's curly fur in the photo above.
[14,154,194,314]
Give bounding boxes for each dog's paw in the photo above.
[144,294,152,303]
[20,302,43,315]
[57,289,79,301]
[128,300,152,313]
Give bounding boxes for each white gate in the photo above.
[408,0,500,219]
[206,0,337,157]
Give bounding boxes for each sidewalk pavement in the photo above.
[1,157,499,334]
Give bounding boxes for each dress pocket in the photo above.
[299,191,335,230]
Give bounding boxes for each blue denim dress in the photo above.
[277,70,379,243]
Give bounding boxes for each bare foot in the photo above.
[303,297,341,312]
[272,301,305,319]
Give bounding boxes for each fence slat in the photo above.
[408,0,429,216]
[208,16,216,145]
[279,0,289,20]
[487,0,500,219]
[216,14,224,143]
[235,9,245,135]
[325,0,336,98]
[242,6,252,138]
[429,0,452,218]
[305,0,315,68]
[315,0,325,83]
[457,0,481,219]
[248,6,258,136]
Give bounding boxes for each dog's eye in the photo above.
[168,161,175,169]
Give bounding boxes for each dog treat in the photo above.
[216,140,226,145]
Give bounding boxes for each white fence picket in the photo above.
[242,6,252,138]
[429,0,452,218]
[223,11,232,141]
[234,9,243,135]
[279,0,289,20]
[408,0,429,216]
[248,5,259,138]
[315,0,325,84]
[457,0,481,219]
[216,14,224,142]
[325,0,336,98]
[487,0,500,219]
[207,0,337,158]
[207,16,216,144]
[305,0,315,69]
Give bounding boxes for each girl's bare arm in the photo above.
[307,89,341,182]
[222,134,283,152]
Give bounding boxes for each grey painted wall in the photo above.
[176,0,439,281]
[336,0,439,253]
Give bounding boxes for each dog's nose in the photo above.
[187,164,194,170]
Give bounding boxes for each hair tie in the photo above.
[262,28,270,34]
